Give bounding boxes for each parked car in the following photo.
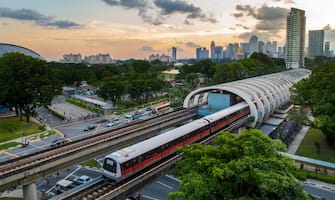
[106,122,115,127]
[74,175,92,185]
[84,124,97,131]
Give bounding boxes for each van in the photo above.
[55,179,73,193]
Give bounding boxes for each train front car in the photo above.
[102,154,121,181]
[102,118,210,182]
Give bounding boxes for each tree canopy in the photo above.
[170,129,310,200]
[291,62,335,146]
[0,53,61,122]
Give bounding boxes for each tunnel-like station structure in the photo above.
[183,69,311,128]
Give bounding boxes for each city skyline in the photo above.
[0,0,334,61]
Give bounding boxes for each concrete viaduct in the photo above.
[183,69,311,128]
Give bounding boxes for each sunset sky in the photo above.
[1,0,334,61]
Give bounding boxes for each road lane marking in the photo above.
[165,174,180,183]
[157,181,173,189]
[0,150,19,158]
[53,128,72,142]
[142,195,160,200]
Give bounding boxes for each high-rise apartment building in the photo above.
[285,8,306,69]
[172,46,177,62]
[308,30,324,57]
[248,35,258,57]
[62,53,82,63]
[210,41,216,59]
[196,47,209,60]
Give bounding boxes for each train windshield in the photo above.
[103,158,117,173]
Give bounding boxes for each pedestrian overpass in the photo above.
[183,69,311,128]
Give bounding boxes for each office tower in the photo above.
[214,46,223,60]
[325,42,330,57]
[227,43,239,60]
[285,8,306,68]
[210,41,216,59]
[240,43,249,56]
[172,46,177,62]
[248,35,258,57]
[258,41,265,54]
[265,41,277,57]
[196,47,209,60]
[308,30,324,57]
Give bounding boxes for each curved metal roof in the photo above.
[0,43,42,59]
[183,69,311,127]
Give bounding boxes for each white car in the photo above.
[106,122,115,127]
[74,175,92,185]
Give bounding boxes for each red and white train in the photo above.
[102,102,250,181]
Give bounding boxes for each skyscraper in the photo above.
[248,35,258,57]
[196,47,209,60]
[172,46,177,62]
[285,8,306,69]
[308,30,324,57]
[325,42,330,57]
[210,41,216,59]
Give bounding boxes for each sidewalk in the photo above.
[287,110,314,154]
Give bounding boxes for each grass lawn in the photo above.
[296,128,335,163]
[0,142,22,150]
[80,159,100,168]
[0,198,22,200]
[0,117,41,143]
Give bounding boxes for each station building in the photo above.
[183,69,311,133]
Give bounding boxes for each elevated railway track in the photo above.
[61,116,251,200]
[0,108,197,191]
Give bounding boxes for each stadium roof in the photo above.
[0,43,42,59]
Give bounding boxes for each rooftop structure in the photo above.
[0,43,42,59]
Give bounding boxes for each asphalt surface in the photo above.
[36,165,102,198]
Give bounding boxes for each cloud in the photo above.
[154,0,217,23]
[102,0,164,25]
[233,5,289,39]
[233,13,244,18]
[0,7,81,28]
[176,46,183,52]
[236,24,250,30]
[185,42,201,48]
[102,0,217,25]
[272,0,295,3]
[140,45,154,52]
[184,19,193,25]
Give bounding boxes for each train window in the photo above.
[103,158,117,173]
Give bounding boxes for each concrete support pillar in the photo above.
[23,183,38,200]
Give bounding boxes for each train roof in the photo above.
[106,118,209,163]
[204,102,248,123]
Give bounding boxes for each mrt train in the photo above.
[102,102,250,181]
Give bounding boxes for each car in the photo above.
[84,124,97,131]
[51,138,68,147]
[74,175,92,185]
[96,118,108,123]
[106,122,115,127]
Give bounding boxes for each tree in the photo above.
[0,53,61,122]
[291,62,335,146]
[169,129,310,200]
[97,80,126,105]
